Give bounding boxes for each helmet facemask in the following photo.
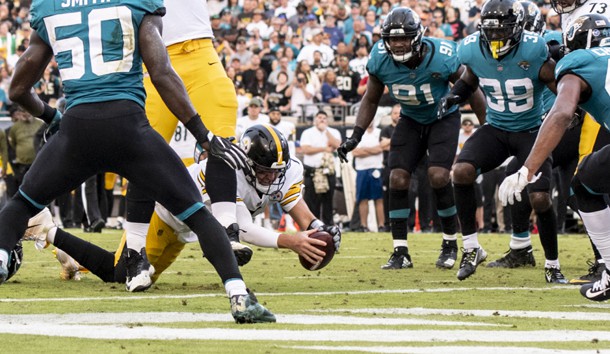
[251,160,290,196]
[382,26,424,62]
[480,18,523,59]
[550,0,585,14]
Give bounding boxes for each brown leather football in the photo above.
[299,231,335,271]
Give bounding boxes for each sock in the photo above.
[211,202,237,228]
[53,228,117,282]
[462,233,479,249]
[510,196,532,235]
[183,207,242,283]
[47,227,58,245]
[123,222,149,251]
[225,278,248,298]
[545,259,560,268]
[454,183,477,235]
[443,233,458,241]
[579,208,610,266]
[393,240,408,249]
[389,189,409,242]
[509,231,531,250]
[536,207,559,261]
[433,184,458,235]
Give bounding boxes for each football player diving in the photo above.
[338,7,486,271]
[437,0,567,283]
[24,125,341,284]
[499,14,610,301]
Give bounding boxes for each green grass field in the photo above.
[0,229,608,353]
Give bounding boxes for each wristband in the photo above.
[184,114,210,144]
[350,126,365,142]
[37,103,58,125]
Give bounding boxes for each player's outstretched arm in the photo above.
[450,65,486,124]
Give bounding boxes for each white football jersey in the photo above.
[163,0,214,46]
[561,0,610,29]
[154,157,305,243]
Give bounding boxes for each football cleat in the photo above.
[381,247,413,269]
[125,247,155,292]
[226,223,253,266]
[457,247,487,281]
[230,289,277,323]
[544,266,568,284]
[54,248,82,281]
[486,245,536,268]
[580,268,610,301]
[23,208,56,250]
[436,240,458,269]
[569,260,605,285]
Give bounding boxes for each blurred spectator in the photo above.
[349,45,369,79]
[296,60,322,98]
[247,67,272,101]
[343,4,363,43]
[268,105,297,155]
[446,7,466,41]
[377,0,392,22]
[291,70,317,119]
[335,55,361,104]
[310,50,328,77]
[323,11,344,49]
[238,0,258,25]
[267,71,292,113]
[347,18,372,54]
[302,14,321,45]
[34,64,62,104]
[242,55,263,84]
[288,2,309,32]
[364,9,378,32]
[335,3,350,30]
[275,0,297,19]
[432,8,454,40]
[7,106,44,186]
[321,69,348,106]
[230,36,254,69]
[246,9,269,36]
[269,56,295,85]
[297,28,335,66]
[272,33,300,57]
[236,97,270,138]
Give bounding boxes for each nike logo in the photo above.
[208,61,218,65]
[586,287,608,299]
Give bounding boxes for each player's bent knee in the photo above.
[452,163,476,185]
[389,169,410,190]
[428,167,451,189]
[529,192,552,212]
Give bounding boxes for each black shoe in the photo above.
[125,247,155,292]
[226,223,253,266]
[90,219,105,233]
[569,260,605,285]
[486,245,536,268]
[381,247,413,269]
[436,240,458,269]
[580,268,610,301]
[545,266,568,284]
[231,289,276,323]
[457,247,487,281]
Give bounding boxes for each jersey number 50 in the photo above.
[43,6,134,81]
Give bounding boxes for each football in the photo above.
[299,230,335,271]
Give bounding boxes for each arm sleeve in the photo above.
[236,204,281,248]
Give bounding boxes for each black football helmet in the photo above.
[520,1,544,34]
[479,0,525,59]
[381,7,424,62]
[563,14,610,54]
[6,240,23,281]
[239,124,290,195]
[551,0,585,14]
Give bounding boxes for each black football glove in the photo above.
[205,132,249,170]
[437,94,460,120]
[42,109,62,143]
[338,138,359,163]
[568,107,585,130]
[309,219,341,252]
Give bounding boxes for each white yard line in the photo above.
[0,323,607,342]
[0,312,505,327]
[0,286,573,303]
[316,308,610,321]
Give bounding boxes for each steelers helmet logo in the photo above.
[269,190,283,202]
[240,136,252,153]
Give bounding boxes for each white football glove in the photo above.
[498,166,541,206]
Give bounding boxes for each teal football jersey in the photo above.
[30,0,165,110]
[542,30,563,113]
[367,38,460,124]
[457,31,549,132]
[556,46,610,131]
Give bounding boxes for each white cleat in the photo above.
[125,247,155,292]
[23,208,56,250]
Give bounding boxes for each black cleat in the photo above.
[226,223,253,266]
[125,247,155,292]
[436,240,458,269]
[580,268,610,301]
[545,266,568,284]
[569,260,605,285]
[231,289,276,323]
[0,260,7,284]
[486,245,536,268]
[381,247,413,269]
[457,247,487,281]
